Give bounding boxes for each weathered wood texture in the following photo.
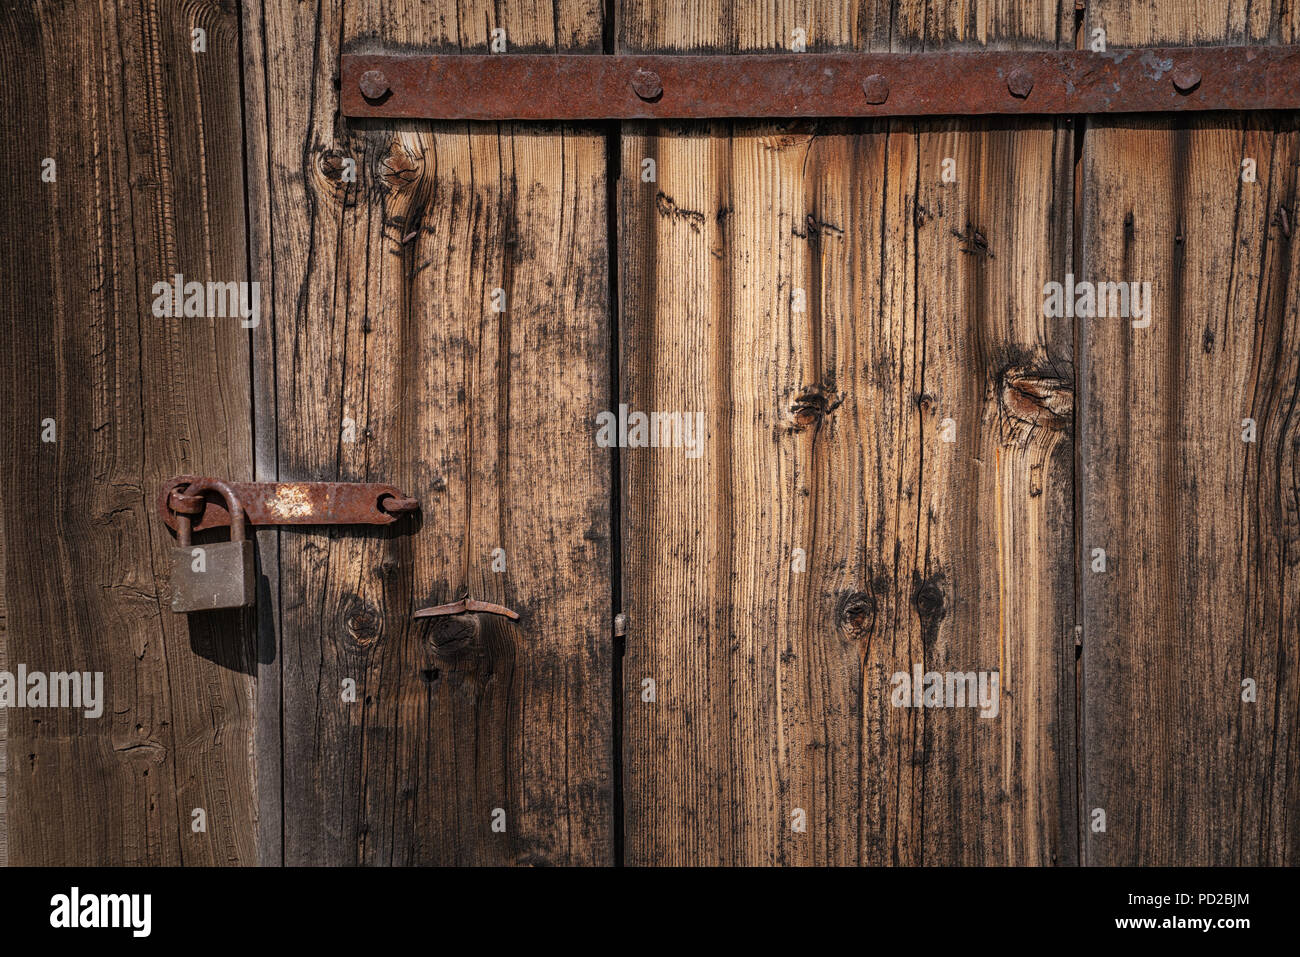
[619,0,1078,865]
[0,0,257,864]
[241,0,613,864]
[1,492,7,866]
[3,0,1297,869]
[1081,2,1300,864]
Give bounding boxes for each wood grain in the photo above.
[618,0,1078,864]
[0,0,256,864]
[1,483,6,866]
[241,0,612,865]
[2,0,1295,869]
[1080,1,1300,865]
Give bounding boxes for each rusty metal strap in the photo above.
[159,476,419,532]
[341,47,1300,120]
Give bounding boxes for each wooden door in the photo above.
[0,0,1296,866]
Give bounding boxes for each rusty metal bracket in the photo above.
[159,476,420,533]
[413,597,520,621]
[341,47,1300,120]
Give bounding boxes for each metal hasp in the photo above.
[340,46,1300,120]
[159,476,420,532]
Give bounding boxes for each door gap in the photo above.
[603,0,625,870]
[1071,109,1089,868]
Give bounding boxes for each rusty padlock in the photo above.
[169,479,255,612]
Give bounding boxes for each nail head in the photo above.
[1007,68,1034,99]
[862,74,889,104]
[359,69,390,100]
[632,68,663,101]
[1172,66,1201,93]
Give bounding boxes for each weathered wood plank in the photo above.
[1081,1,1300,865]
[619,1,1077,864]
[0,0,256,864]
[242,0,612,865]
[1,487,7,866]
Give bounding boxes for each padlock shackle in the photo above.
[173,479,248,546]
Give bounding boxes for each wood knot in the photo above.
[318,150,347,181]
[913,580,944,618]
[911,573,947,648]
[424,613,482,660]
[342,595,382,647]
[379,140,423,193]
[789,383,844,431]
[836,590,877,640]
[998,367,1072,438]
[314,149,359,209]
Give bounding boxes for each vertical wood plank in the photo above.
[1,499,7,866]
[619,0,1077,864]
[0,0,256,864]
[242,0,612,865]
[1081,1,1300,864]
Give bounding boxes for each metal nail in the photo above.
[1172,66,1202,93]
[413,597,520,621]
[1007,68,1034,99]
[359,69,391,100]
[632,68,663,101]
[862,73,889,104]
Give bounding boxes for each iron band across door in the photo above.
[340,46,1300,121]
[158,476,420,533]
